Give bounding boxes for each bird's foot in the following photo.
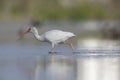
[49,51,55,55]
[72,51,76,54]
[72,51,81,54]
[49,51,60,54]
[72,51,77,54]
[72,50,78,54]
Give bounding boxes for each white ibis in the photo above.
[21,27,76,53]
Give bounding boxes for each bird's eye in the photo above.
[27,28,31,32]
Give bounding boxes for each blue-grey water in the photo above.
[0,20,120,80]
[0,43,120,80]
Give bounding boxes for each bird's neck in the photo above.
[32,31,44,41]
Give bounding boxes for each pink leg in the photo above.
[49,43,55,54]
[64,42,75,53]
[49,48,55,54]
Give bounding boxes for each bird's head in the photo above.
[18,27,38,40]
[24,27,38,34]
[22,27,31,35]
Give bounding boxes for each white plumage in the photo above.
[43,30,75,43]
[23,27,76,53]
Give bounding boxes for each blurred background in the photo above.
[0,0,120,80]
[0,0,120,19]
[0,0,120,43]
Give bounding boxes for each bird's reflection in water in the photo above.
[0,55,119,80]
[33,55,120,80]
[34,55,76,80]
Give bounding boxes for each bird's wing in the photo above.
[44,30,75,42]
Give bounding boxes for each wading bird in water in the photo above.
[20,27,76,54]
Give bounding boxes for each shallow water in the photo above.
[0,44,120,80]
[0,19,120,80]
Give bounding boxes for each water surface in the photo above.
[0,44,120,80]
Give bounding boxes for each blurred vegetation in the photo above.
[0,0,119,20]
[101,21,120,40]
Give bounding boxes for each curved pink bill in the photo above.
[17,28,31,40]
[23,28,31,35]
